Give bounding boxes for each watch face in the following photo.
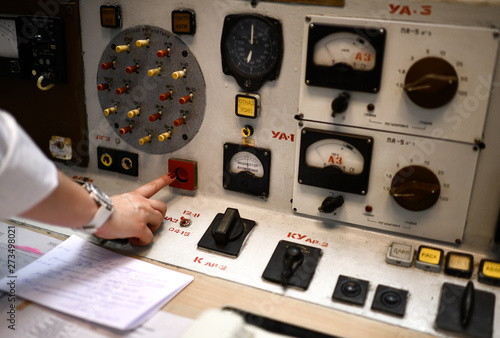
[221,14,283,92]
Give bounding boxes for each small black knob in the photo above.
[318,195,344,213]
[331,92,351,117]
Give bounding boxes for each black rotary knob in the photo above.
[389,165,441,211]
[404,57,458,109]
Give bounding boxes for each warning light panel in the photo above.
[100,5,122,28]
[235,93,260,119]
[171,10,196,35]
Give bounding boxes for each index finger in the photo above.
[134,172,176,198]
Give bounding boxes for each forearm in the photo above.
[20,171,99,228]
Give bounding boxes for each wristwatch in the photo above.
[78,182,114,234]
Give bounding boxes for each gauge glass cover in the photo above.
[221,14,283,92]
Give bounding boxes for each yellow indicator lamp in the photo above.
[235,93,260,119]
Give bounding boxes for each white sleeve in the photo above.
[0,110,59,219]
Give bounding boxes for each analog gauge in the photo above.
[305,24,386,93]
[221,14,283,92]
[223,143,271,197]
[305,139,364,175]
[313,32,376,71]
[0,18,18,58]
[298,128,373,195]
[229,151,265,178]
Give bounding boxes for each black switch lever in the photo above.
[331,92,350,117]
[212,208,243,245]
[461,281,475,327]
[281,246,304,288]
[318,195,344,213]
[198,208,256,257]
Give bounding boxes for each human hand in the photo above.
[94,172,176,245]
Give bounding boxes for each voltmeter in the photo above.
[223,143,271,197]
[298,128,373,195]
[305,24,386,93]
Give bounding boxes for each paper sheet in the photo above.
[0,235,193,330]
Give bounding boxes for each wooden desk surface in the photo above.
[19,224,433,338]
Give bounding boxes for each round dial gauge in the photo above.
[221,14,283,91]
[313,32,376,71]
[305,139,364,175]
[0,18,18,58]
[229,151,264,178]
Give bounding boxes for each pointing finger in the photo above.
[134,172,176,198]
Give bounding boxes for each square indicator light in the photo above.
[100,5,122,28]
[235,93,260,119]
[415,246,443,273]
[479,259,500,286]
[172,10,196,35]
[444,252,473,278]
[386,241,414,267]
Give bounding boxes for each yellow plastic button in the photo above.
[235,93,260,119]
[444,252,473,278]
[415,246,443,273]
[479,259,500,286]
[483,261,500,278]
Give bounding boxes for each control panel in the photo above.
[10,1,500,337]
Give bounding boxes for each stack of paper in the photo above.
[0,235,193,330]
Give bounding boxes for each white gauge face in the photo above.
[305,139,364,175]
[229,151,265,178]
[313,32,376,71]
[0,18,18,58]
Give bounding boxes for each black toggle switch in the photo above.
[281,246,304,287]
[436,282,495,338]
[331,92,350,117]
[262,240,322,290]
[197,208,256,257]
[318,195,344,213]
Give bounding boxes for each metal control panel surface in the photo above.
[16,0,500,337]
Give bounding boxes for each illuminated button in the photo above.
[97,83,109,91]
[138,135,151,145]
[127,108,140,118]
[172,69,186,79]
[235,93,260,119]
[148,67,161,77]
[160,91,172,101]
[157,49,170,58]
[179,94,192,104]
[386,241,414,267]
[136,39,149,47]
[158,131,171,141]
[101,61,115,70]
[115,44,129,53]
[479,259,500,286]
[444,252,473,278]
[171,9,196,35]
[415,246,443,273]
[100,5,122,28]
[103,107,116,116]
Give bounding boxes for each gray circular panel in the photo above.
[97,25,206,154]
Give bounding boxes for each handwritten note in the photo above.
[0,235,193,330]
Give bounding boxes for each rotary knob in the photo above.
[404,57,458,109]
[389,165,440,211]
